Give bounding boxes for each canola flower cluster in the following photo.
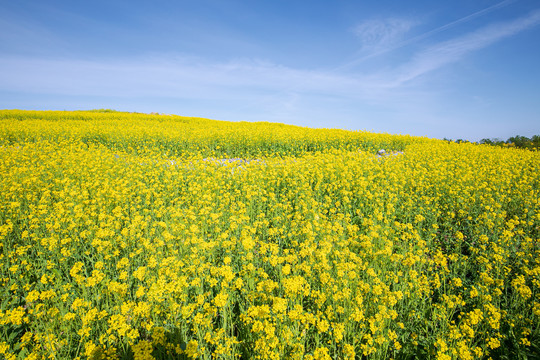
[0,110,539,359]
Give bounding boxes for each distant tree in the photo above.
[532,135,540,147]
[469,135,539,150]
[507,135,531,148]
[445,135,539,149]
[480,138,494,145]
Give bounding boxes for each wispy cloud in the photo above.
[0,53,416,129]
[352,18,416,51]
[1,8,539,120]
[401,0,518,48]
[341,0,518,70]
[0,56,359,100]
[393,9,540,85]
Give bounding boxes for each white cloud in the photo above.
[0,56,358,100]
[353,18,416,51]
[341,0,518,70]
[394,9,540,85]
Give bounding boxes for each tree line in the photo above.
[444,135,540,150]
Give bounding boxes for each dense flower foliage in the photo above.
[0,110,539,359]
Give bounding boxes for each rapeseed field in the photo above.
[0,110,538,359]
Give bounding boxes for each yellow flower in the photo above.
[343,344,355,360]
[213,292,228,308]
[7,307,26,326]
[0,342,9,355]
[133,267,147,281]
[184,340,199,359]
[317,319,329,333]
[313,347,331,360]
[133,340,155,360]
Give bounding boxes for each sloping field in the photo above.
[0,110,539,359]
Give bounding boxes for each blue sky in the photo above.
[1,0,539,141]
